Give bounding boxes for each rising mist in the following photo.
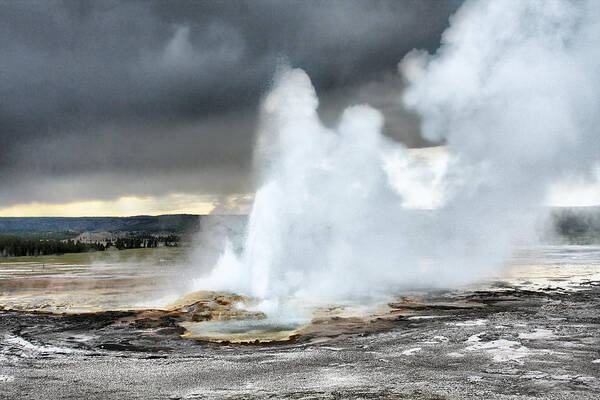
[193,0,600,311]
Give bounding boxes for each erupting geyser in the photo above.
[196,0,600,311]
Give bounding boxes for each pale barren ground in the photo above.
[1,246,599,399]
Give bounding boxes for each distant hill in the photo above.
[1,208,600,243]
[0,214,203,238]
[551,206,600,243]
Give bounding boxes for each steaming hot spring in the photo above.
[3,61,600,343]
[4,9,600,343]
[2,244,600,345]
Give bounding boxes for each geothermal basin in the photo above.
[1,245,599,399]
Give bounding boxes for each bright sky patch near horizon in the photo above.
[0,194,217,217]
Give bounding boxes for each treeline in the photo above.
[0,234,181,257]
[107,235,179,250]
[0,237,105,257]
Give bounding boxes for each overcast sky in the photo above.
[1,0,463,215]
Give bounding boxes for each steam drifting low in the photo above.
[196,0,600,308]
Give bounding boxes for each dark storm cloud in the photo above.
[0,0,461,207]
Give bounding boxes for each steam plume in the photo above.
[196,0,600,308]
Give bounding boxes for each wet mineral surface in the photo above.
[1,246,600,399]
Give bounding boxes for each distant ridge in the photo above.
[2,207,600,243]
[0,214,206,237]
[551,205,600,242]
